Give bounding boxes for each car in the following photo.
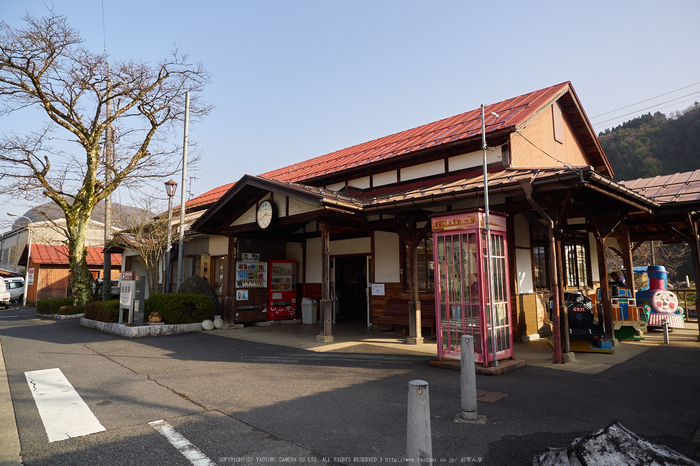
[0,280,10,309]
[4,278,25,304]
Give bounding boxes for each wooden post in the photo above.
[317,221,334,343]
[686,214,700,342]
[407,238,424,345]
[595,233,615,342]
[618,225,636,298]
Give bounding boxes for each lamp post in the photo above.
[164,179,178,293]
[8,213,32,307]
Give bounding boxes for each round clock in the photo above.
[256,199,276,229]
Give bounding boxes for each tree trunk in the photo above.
[67,214,96,306]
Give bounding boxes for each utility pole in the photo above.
[102,63,114,300]
[176,92,190,290]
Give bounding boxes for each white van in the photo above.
[0,280,10,309]
[4,278,25,304]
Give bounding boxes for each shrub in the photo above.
[37,298,75,315]
[84,300,120,323]
[57,305,85,315]
[145,293,215,324]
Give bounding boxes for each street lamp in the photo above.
[164,179,178,293]
[8,212,32,307]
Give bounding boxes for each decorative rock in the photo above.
[201,319,215,330]
[213,318,224,329]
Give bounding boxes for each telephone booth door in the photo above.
[432,211,513,364]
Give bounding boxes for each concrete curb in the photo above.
[37,312,84,320]
[80,318,202,338]
[0,339,22,466]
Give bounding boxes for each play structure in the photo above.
[634,266,685,328]
[588,265,685,342]
[565,290,613,353]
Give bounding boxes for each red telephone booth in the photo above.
[432,210,513,364]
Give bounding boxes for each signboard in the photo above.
[28,268,35,286]
[371,283,385,296]
[120,271,136,309]
[236,289,249,300]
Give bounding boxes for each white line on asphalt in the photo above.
[149,419,216,466]
[24,368,106,442]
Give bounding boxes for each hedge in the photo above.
[37,298,75,315]
[84,300,120,323]
[56,305,85,315]
[145,293,215,324]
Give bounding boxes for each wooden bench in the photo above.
[373,298,436,338]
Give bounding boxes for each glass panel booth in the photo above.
[431,210,513,364]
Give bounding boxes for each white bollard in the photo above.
[663,319,669,344]
[460,335,478,420]
[407,379,432,463]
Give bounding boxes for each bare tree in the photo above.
[109,203,172,296]
[0,11,210,305]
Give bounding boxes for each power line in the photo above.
[593,90,700,128]
[590,81,700,120]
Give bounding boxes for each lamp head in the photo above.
[164,179,178,198]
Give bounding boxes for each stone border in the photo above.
[80,318,202,338]
[37,312,85,320]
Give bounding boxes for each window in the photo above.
[530,225,549,290]
[403,235,434,293]
[564,234,590,288]
[530,223,591,290]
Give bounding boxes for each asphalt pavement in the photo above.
[1,307,699,465]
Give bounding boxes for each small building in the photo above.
[191,81,668,363]
[18,244,122,302]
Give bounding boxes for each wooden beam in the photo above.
[317,221,334,343]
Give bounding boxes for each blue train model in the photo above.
[634,266,685,328]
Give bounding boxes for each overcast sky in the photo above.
[1,0,699,229]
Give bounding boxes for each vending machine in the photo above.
[234,253,268,323]
[268,260,297,320]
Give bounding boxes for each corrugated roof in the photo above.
[620,170,700,205]
[29,245,123,266]
[260,82,572,184]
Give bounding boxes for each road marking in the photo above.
[149,419,216,466]
[25,368,106,442]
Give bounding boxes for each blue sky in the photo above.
[1,0,699,226]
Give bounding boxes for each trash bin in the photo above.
[301,297,318,324]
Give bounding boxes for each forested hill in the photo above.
[598,103,700,180]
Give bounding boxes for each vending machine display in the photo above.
[234,256,268,323]
[268,260,297,320]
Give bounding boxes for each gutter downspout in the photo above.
[521,179,563,364]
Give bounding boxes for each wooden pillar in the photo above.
[407,237,424,345]
[555,230,571,354]
[223,236,237,326]
[547,223,563,363]
[618,225,636,297]
[686,214,700,342]
[317,221,334,343]
[594,233,615,342]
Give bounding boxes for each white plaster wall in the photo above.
[349,176,370,189]
[514,214,531,248]
[373,171,398,187]
[305,237,321,283]
[516,248,534,294]
[448,147,501,171]
[401,160,444,181]
[589,232,600,282]
[330,237,371,256]
[374,231,400,283]
[209,235,229,256]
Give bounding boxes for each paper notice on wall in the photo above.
[371,284,385,296]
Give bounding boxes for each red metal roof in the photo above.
[29,245,123,266]
[260,82,573,184]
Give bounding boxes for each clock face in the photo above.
[257,200,275,229]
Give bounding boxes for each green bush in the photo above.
[84,300,120,323]
[145,293,215,324]
[37,298,75,315]
[57,305,85,315]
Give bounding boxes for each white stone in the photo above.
[213,318,224,329]
[201,319,215,330]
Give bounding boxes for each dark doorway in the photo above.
[334,256,367,322]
